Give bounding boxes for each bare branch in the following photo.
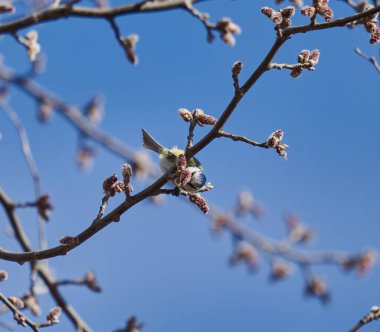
[354,47,380,73]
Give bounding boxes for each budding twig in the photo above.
[348,306,380,332]
[354,47,380,73]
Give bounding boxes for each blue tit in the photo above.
[142,128,207,192]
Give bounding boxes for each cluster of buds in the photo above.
[121,34,139,65]
[342,250,377,276]
[285,213,314,244]
[21,294,41,316]
[102,174,124,197]
[230,242,259,271]
[215,17,241,46]
[122,163,134,196]
[84,95,103,125]
[359,5,380,44]
[174,154,191,187]
[234,190,264,219]
[266,129,289,158]
[305,276,330,303]
[178,108,218,126]
[290,49,320,78]
[18,30,41,61]
[270,261,293,281]
[261,6,296,32]
[83,271,102,293]
[46,306,62,324]
[189,193,209,214]
[192,108,218,126]
[36,194,53,221]
[301,0,333,22]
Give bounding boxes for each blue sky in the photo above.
[1,0,380,331]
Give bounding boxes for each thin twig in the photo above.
[348,306,380,332]
[354,47,380,73]
[0,292,48,332]
[0,0,205,34]
[217,131,268,148]
[0,65,157,176]
[0,190,93,332]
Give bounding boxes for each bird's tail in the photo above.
[142,128,164,154]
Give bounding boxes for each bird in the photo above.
[142,128,207,192]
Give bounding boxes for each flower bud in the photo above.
[178,108,193,122]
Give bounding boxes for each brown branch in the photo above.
[0,7,379,263]
[187,6,380,158]
[354,47,380,73]
[0,292,57,332]
[0,189,93,331]
[0,0,205,35]
[217,131,268,148]
[348,306,380,332]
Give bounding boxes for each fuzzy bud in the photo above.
[121,34,139,65]
[216,18,241,46]
[122,163,133,191]
[21,295,41,316]
[267,129,283,148]
[270,261,293,281]
[192,108,217,126]
[308,49,320,66]
[370,27,380,44]
[0,2,14,13]
[0,270,8,281]
[178,168,192,186]
[211,213,231,233]
[281,6,296,18]
[271,12,283,24]
[77,147,94,170]
[178,108,193,122]
[231,242,259,271]
[103,174,118,195]
[301,6,316,17]
[291,0,304,7]
[59,236,78,245]
[276,146,288,158]
[232,61,243,76]
[47,307,62,324]
[189,193,209,214]
[290,67,303,78]
[8,297,24,309]
[261,7,276,18]
[20,30,41,62]
[176,154,187,171]
[84,95,103,124]
[36,194,53,222]
[305,277,330,303]
[83,272,102,293]
[37,99,54,123]
[320,7,333,22]
[298,49,311,63]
